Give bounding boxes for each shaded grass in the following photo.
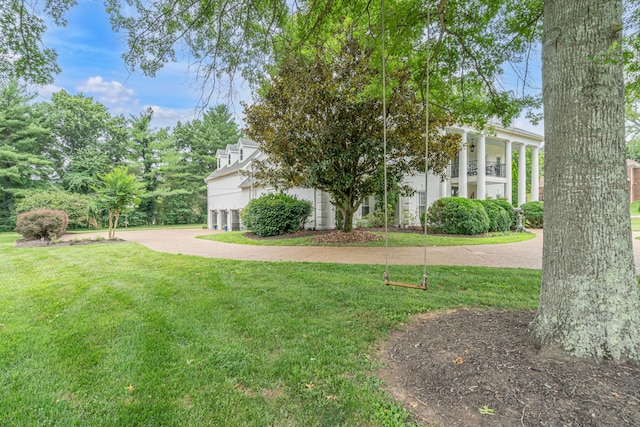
[199,230,536,247]
[0,232,541,426]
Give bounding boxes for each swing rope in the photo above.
[382,0,429,291]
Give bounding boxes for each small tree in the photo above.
[94,167,144,238]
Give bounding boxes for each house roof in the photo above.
[225,144,238,153]
[205,149,260,182]
[239,176,257,188]
[238,138,259,148]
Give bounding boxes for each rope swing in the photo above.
[382,0,429,291]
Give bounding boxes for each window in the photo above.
[361,197,370,216]
[217,158,221,169]
[240,148,244,161]
[418,191,426,218]
[228,155,231,165]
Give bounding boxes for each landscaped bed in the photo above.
[199,228,537,246]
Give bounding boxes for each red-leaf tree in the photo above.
[244,32,460,232]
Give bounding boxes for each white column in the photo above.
[518,144,527,206]
[477,134,486,200]
[531,146,539,202]
[459,131,468,198]
[505,140,513,203]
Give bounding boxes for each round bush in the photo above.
[481,199,513,232]
[14,209,69,240]
[521,201,544,228]
[426,197,490,235]
[241,193,312,237]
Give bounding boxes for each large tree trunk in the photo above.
[530,0,640,362]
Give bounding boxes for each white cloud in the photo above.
[145,105,198,128]
[76,76,136,105]
[33,84,64,100]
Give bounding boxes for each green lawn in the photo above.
[66,223,206,234]
[0,232,541,426]
[199,230,536,247]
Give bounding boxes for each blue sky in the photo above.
[36,0,542,134]
[38,0,252,129]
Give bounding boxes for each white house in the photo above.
[205,125,544,231]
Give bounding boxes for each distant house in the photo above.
[205,125,544,231]
[628,159,640,204]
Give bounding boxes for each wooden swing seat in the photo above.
[385,280,428,290]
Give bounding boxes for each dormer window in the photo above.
[240,148,244,161]
[228,155,231,165]
[217,158,221,169]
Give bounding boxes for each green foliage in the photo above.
[14,209,69,240]
[481,199,513,232]
[48,90,129,176]
[95,167,144,238]
[16,189,98,229]
[246,30,460,232]
[356,206,394,228]
[493,198,517,224]
[241,193,312,237]
[520,201,544,228]
[426,197,490,235]
[0,1,63,84]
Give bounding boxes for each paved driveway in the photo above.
[62,228,640,271]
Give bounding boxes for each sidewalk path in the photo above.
[62,228,640,271]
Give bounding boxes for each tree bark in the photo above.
[530,0,640,362]
[341,204,356,233]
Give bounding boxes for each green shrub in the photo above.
[521,201,544,228]
[14,209,69,240]
[493,198,516,227]
[17,189,97,229]
[481,199,513,232]
[426,197,490,235]
[241,193,312,237]
[356,205,394,228]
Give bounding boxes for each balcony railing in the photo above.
[451,161,506,178]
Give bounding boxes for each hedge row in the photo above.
[422,197,518,235]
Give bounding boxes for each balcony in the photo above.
[451,161,506,178]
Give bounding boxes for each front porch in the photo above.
[445,126,542,205]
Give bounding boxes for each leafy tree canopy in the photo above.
[245,31,461,232]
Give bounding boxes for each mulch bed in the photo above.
[378,309,640,426]
[15,238,125,248]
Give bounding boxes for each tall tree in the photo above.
[245,32,460,232]
[529,0,640,362]
[173,105,240,179]
[0,80,54,230]
[128,107,170,224]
